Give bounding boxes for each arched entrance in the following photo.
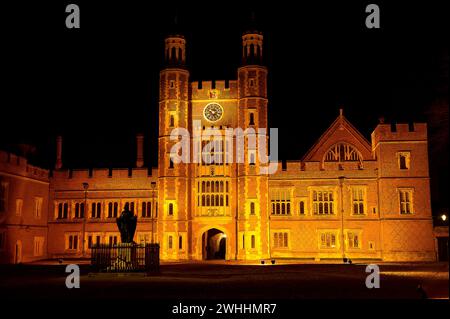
[202,228,226,260]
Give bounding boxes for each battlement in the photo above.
[0,150,49,181]
[371,123,427,149]
[191,80,238,100]
[268,159,378,178]
[51,167,158,181]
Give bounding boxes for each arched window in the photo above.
[220,195,224,206]
[58,203,63,219]
[75,203,80,218]
[141,202,146,217]
[249,113,255,125]
[169,115,175,127]
[202,195,205,206]
[250,202,255,215]
[215,195,220,207]
[206,195,210,207]
[109,202,113,218]
[63,203,68,219]
[113,202,118,217]
[168,203,173,216]
[220,181,224,192]
[215,181,219,193]
[251,235,256,249]
[80,203,85,218]
[202,181,205,192]
[299,201,305,215]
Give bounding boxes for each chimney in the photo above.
[55,136,63,169]
[136,133,144,168]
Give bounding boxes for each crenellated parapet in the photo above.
[50,167,158,190]
[0,150,49,182]
[190,80,238,100]
[268,160,378,180]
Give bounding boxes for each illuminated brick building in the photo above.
[0,28,436,263]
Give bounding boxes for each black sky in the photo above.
[1,1,448,211]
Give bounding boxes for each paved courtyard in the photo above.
[0,261,448,300]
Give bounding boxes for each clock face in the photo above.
[203,103,223,122]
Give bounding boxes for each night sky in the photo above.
[1,1,448,212]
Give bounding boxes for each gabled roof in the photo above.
[302,109,373,162]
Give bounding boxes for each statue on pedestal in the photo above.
[116,203,137,243]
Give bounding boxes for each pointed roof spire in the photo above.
[339,108,344,117]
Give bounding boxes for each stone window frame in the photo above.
[345,229,362,249]
[350,186,367,216]
[318,229,340,250]
[397,151,411,170]
[398,188,414,215]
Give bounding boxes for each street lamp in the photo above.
[151,181,156,244]
[82,182,89,257]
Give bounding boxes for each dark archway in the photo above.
[202,228,226,260]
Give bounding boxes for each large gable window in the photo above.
[324,143,362,163]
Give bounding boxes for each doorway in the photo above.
[202,228,226,260]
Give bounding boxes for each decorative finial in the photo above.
[339,108,343,117]
[379,116,385,124]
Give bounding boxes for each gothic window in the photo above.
[251,235,256,249]
[352,187,365,215]
[324,143,362,163]
[273,232,289,248]
[179,235,183,250]
[398,152,411,170]
[312,190,334,215]
[299,201,305,215]
[168,203,174,216]
[319,232,337,248]
[91,202,101,219]
[114,202,118,217]
[270,189,292,215]
[141,202,147,218]
[250,202,255,215]
[347,231,361,249]
[249,112,255,125]
[75,203,85,218]
[169,115,175,127]
[399,189,413,214]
